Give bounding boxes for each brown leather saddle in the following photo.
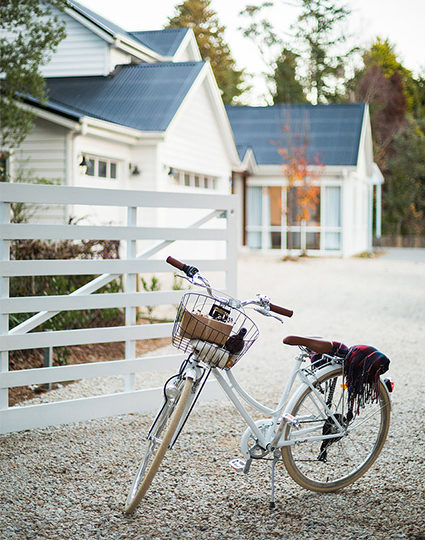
[283,335,333,354]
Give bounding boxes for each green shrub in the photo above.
[10,237,123,332]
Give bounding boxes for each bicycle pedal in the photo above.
[229,458,246,472]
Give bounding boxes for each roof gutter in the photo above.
[19,101,81,131]
[113,35,165,63]
[81,116,165,144]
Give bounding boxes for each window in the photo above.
[322,186,342,250]
[98,160,107,178]
[86,159,95,176]
[246,186,263,249]
[169,168,217,190]
[110,162,117,179]
[83,155,118,179]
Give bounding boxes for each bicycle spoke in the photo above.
[282,368,390,491]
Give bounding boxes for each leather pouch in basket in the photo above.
[179,309,232,346]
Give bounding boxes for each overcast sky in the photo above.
[78,0,425,104]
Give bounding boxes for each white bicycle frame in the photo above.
[167,351,347,452]
[164,270,347,453]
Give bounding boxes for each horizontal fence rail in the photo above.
[1,223,228,241]
[0,183,238,434]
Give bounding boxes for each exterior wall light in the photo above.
[79,155,89,175]
[129,163,141,176]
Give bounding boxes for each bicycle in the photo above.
[124,256,392,513]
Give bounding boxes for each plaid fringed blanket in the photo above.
[344,344,390,414]
[311,341,390,415]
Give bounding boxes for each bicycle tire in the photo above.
[124,377,194,513]
[281,366,390,492]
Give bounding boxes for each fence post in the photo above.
[43,330,53,390]
[0,201,10,410]
[125,206,137,392]
[225,205,238,296]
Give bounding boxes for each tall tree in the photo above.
[238,2,283,67]
[0,0,68,151]
[238,1,354,104]
[412,75,425,119]
[271,48,308,104]
[167,0,244,104]
[350,39,425,237]
[238,2,292,103]
[356,65,407,166]
[361,38,416,113]
[293,0,354,104]
[382,117,425,235]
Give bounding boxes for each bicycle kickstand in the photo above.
[269,450,280,510]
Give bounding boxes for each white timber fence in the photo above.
[0,183,238,434]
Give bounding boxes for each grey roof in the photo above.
[22,93,83,120]
[129,29,189,57]
[225,104,365,166]
[45,62,205,132]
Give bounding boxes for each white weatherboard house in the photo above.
[226,104,384,257]
[2,0,383,257]
[7,0,239,242]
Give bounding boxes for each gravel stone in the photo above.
[1,250,424,539]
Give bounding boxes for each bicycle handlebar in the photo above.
[270,303,293,318]
[166,255,293,319]
[166,256,199,278]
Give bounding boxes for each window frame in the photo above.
[168,168,217,190]
[83,154,119,179]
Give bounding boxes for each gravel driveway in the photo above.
[1,249,424,539]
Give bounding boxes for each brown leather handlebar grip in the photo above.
[166,256,185,271]
[166,256,199,278]
[270,303,293,318]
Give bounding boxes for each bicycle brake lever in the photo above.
[254,307,285,324]
[175,273,193,284]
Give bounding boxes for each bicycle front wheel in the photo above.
[124,377,194,513]
[281,367,391,492]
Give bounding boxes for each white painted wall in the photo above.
[13,118,68,223]
[14,118,67,181]
[155,77,234,260]
[71,132,135,225]
[41,10,109,77]
[109,47,133,70]
[162,78,232,191]
[341,172,371,257]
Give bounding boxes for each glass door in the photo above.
[322,186,342,250]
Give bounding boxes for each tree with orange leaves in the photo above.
[272,122,324,251]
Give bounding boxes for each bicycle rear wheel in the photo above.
[124,377,194,513]
[281,367,390,492]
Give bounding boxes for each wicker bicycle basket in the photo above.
[172,292,259,369]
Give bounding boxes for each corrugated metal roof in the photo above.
[22,93,83,120]
[129,29,189,57]
[45,62,205,132]
[225,104,365,166]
